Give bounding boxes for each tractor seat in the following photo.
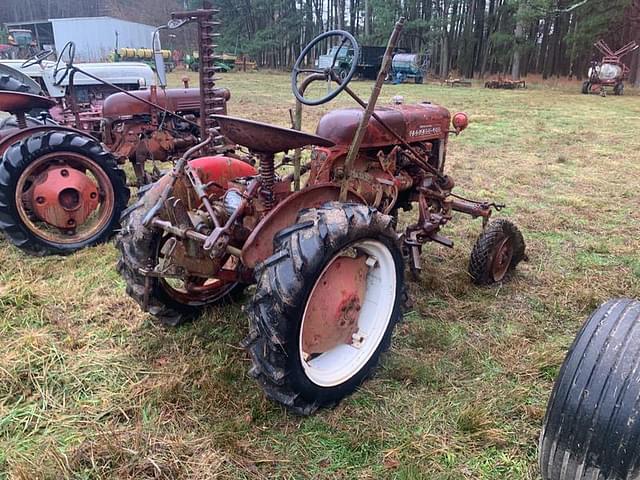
[211,114,335,154]
[0,91,56,114]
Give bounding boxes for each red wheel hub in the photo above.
[302,255,369,356]
[30,165,100,229]
[491,236,514,282]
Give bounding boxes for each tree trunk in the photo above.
[364,0,371,36]
[511,2,525,80]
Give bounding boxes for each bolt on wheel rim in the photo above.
[15,152,115,245]
[299,239,396,387]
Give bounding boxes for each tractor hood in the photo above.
[315,103,451,148]
[102,87,230,118]
[0,60,155,98]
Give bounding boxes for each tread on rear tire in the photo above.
[243,202,405,415]
[0,131,129,255]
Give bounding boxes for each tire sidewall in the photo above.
[280,231,404,405]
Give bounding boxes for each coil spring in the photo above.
[260,155,275,209]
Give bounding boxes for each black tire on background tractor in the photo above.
[539,298,640,480]
[581,81,591,94]
[117,191,245,327]
[243,203,405,415]
[468,219,526,285]
[614,82,624,96]
[0,131,129,255]
[415,76,424,84]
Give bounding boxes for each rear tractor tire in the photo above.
[117,187,245,327]
[243,203,405,415]
[539,298,640,480]
[0,131,129,255]
[468,219,526,285]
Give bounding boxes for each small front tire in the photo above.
[468,219,526,285]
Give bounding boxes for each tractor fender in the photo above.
[188,155,257,187]
[241,183,366,269]
[0,125,99,157]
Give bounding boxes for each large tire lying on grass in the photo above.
[539,298,640,480]
[243,203,405,415]
[0,131,129,255]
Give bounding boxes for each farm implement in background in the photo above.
[582,39,638,96]
[485,77,526,89]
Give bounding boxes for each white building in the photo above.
[5,16,156,62]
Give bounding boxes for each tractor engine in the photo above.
[310,102,453,213]
[101,86,230,184]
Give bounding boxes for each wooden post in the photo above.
[292,99,303,191]
[339,18,405,202]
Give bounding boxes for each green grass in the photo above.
[1,71,639,478]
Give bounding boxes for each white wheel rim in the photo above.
[299,239,397,387]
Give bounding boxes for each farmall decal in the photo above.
[408,125,441,137]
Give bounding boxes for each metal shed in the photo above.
[5,17,156,62]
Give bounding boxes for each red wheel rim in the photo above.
[15,151,115,244]
[491,235,514,282]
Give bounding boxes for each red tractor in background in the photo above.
[582,40,639,96]
[0,6,229,255]
[117,20,527,414]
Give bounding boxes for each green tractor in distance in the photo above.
[0,28,37,59]
[185,50,235,72]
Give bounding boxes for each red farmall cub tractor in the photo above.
[118,20,527,414]
[0,8,227,255]
[582,40,639,96]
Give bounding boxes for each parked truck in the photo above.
[317,44,406,80]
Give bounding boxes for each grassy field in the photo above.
[1,71,639,479]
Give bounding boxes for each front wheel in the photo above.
[581,81,590,94]
[243,203,405,414]
[468,219,526,285]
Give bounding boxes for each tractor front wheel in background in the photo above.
[539,298,640,480]
[243,203,405,415]
[117,191,245,327]
[0,131,129,255]
[581,81,590,94]
[468,218,526,285]
[614,82,624,96]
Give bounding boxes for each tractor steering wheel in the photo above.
[21,49,55,68]
[53,42,76,86]
[291,30,360,106]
